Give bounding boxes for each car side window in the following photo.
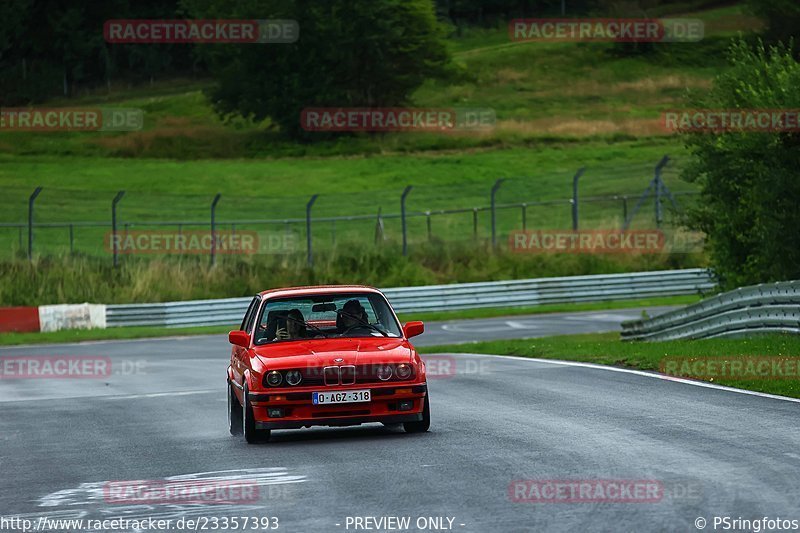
[244,297,261,334]
[240,297,259,332]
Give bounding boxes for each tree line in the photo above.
[3,0,780,106]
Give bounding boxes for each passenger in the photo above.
[275,308,310,340]
[286,309,308,339]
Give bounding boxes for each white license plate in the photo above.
[313,390,371,405]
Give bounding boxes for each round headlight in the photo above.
[266,371,283,387]
[285,370,302,386]
[376,364,393,381]
[396,363,412,380]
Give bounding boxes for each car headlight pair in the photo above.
[376,363,413,381]
[264,370,302,387]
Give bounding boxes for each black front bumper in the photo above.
[256,413,422,430]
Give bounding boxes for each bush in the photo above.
[681,39,800,289]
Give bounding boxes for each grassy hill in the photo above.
[0,5,757,157]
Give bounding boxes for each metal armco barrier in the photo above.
[106,297,250,328]
[621,281,800,341]
[105,269,716,328]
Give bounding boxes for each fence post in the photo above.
[622,196,628,226]
[490,178,505,249]
[27,186,43,261]
[622,157,663,231]
[374,207,385,244]
[572,167,586,231]
[111,190,125,267]
[210,193,221,267]
[521,203,527,231]
[426,212,432,241]
[306,194,318,268]
[654,155,669,228]
[401,185,413,256]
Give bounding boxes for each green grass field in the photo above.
[0,140,696,258]
[0,3,758,306]
[421,332,800,399]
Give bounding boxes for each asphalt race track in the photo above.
[412,307,678,346]
[1,308,799,532]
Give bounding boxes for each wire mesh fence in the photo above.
[0,155,701,264]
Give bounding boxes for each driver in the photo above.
[338,299,368,333]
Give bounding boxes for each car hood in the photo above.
[252,337,413,370]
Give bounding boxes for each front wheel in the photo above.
[228,380,243,435]
[404,394,430,433]
[243,383,270,444]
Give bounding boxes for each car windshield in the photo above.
[254,292,402,344]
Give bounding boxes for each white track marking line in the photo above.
[436,352,800,405]
[0,334,224,351]
[0,389,217,403]
[102,389,217,400]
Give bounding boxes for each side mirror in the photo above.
[229,330,250,348]
[403,321,424,339]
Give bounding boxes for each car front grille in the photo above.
[323,366,339,386]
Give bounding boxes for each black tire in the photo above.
[228,380,243,436]
[403,394,431,433]
[243,383,270,443]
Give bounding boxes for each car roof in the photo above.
[258,285,383,300]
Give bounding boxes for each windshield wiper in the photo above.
[285,315,329,338]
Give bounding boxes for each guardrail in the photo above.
[104,268,716,328]
[621,281,800,341]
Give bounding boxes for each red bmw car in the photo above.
[226,285,430,443]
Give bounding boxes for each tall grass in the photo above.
[0,242,707,306]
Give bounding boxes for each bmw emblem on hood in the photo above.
[334,358,344,363]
